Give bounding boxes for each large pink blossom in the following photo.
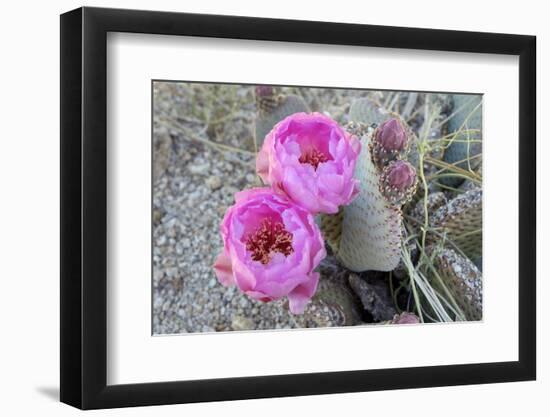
[256,112,361,214]
[213,188,326,314]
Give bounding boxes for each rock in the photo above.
[231,315,255,331]
[189,163,210,176]
[153,209,163,224]
[348,273,396,321]
[206,175,222,190]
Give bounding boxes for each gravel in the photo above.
[152,82,311,334]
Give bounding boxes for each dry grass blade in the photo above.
[158,114,255,160]
[424,156,482,184]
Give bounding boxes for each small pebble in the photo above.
[206,176,222,190]
[231,316,255,331]
[189,163,210,175]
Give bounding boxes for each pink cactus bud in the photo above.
[255,85,274,98]
[391,312,420,324]
[380,160,417,205]
[376,118,408,152]
[386,160,416,190]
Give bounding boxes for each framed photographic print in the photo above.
[60,6,536,409]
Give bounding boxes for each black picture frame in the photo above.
[60,6,536,410]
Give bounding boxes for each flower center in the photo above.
[245,218,294,265]
[299,148,329,169]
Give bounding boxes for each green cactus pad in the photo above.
[306,277,362,326]
[322,100,410,273]
[348,97,390,125]
[254,94,309,147]
[430,187,482,261]
[320,210,343,254]
[291,258,363,327]
[431,246,482,321]
[441,95,482,187]
[338,133,403,272]
[411,191,447,222]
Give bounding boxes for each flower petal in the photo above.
[213,252,235,286]
[287,272,320,314]
[255,113,360,214]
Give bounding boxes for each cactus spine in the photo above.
[430,246,482,321]
[430,187,482,261]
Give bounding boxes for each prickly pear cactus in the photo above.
[320,209,343,254]
[322,99,417,272]
[410,191,447,221]
[430,246,482,321]
[441,95,482,187]
[338,129,405,271]
[431,187,482,261]
[254,86,309,146]
[348,97,390,125]
[301,278,362,327]
[292,257,363,327]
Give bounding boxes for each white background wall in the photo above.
[0,0,545,415]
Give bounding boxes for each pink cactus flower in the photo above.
[256,112,361,214]
[213,188,326,314]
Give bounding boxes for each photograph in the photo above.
[152,81,483,334]
[1,0,543,413]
